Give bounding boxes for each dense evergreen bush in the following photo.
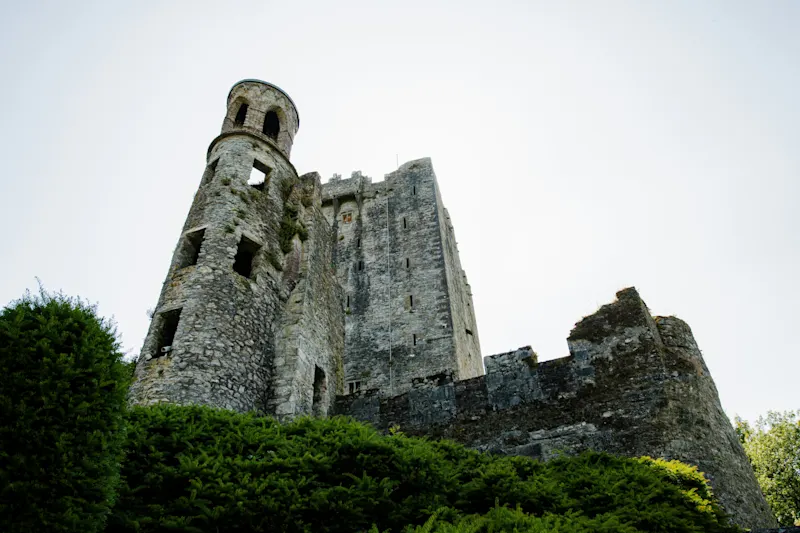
[0,290,128,533]
[110,404,739,533]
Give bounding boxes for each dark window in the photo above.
[312,366,327,416]
[155,308,182,357]
[356,238,361,248]
[409,295,414,308]
[405,258,410,268]
[233,235,260,278]
[348,381,362,394]
[403,217,407,229]
[412,333,417,346]
[465,328,473,336]
[177,228,206,269]
[248,159,271,191]
[412,186,416,195]
[357,260,364,271]
[201,159,218,186]
[234,103,248,126]
[262,110,280,140]
[346,295,350,308]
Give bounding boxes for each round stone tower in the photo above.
[129,80,304,412]
[222,80,300,158]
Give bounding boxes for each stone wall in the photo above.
[268,172,345,418]
[321,159,483,397]
[335,288,776,529]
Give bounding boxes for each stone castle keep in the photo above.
[129,79,776,528]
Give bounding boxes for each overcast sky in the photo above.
[1,1,797,423]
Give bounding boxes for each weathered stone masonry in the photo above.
[334,288,776,529]
[131,79,776,528]
[320,161,482,397]
[130,80,344,417]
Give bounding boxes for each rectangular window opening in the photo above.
[409,294,414,308]
[356,238,361,248]
[312,366,328,416]
[405,258,410,268]
[346,295,350,308]
[357,260,364,271]
[201,159,218,186]
[155,308,182,357]
[348,381,362,394]
[342,212,353,224]
[233,235,261,278]
[248,160,271,191]
[177,228,206,269]
[413,333,417,346]
[403,217,407,229]
[412,186,416,195]
[465,328,473,336]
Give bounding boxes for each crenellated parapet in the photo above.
[334,287,776,529]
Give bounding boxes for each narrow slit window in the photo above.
[177,228,206,269]
[409,295,414,308]
[403,217,407,229]
[155,308,182,357]
[405,258,410,268]
[357,260,364,271]
[248,160,271,191]
[356,238,361,248]
[412,186,416,195]
[262,110,280,140]
[346,295,350,308]
[233,235,261,278]
[412,333,417,346]
[234,103,248,126]
[465,328,473,336]
[312,366,327,416]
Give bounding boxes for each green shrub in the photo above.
[737,411,800,525]
[109,405,739,533]
[0,290,128,533]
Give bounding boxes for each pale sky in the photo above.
[1,1,797,423]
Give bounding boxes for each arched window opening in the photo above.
[263,110,279,140]
[234,103,249,126]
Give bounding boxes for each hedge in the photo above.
[109,404,738,533]
[0,290,129,533]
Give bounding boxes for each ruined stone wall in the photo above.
[321,159,482,397]
[334,288,776,529]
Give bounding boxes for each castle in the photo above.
[129,79,776,528]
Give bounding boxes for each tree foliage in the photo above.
[736,411,800,526]
[110,404,739,533]
[0,290,129,533]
